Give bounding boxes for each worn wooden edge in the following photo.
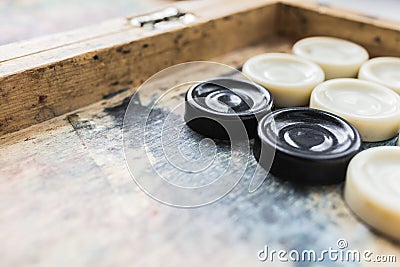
[2,37,400,266]
[1,0,400,136]
[281,0,400,30]
[278,0,400,57]
[0,0,278,136]
[0,38,292,147]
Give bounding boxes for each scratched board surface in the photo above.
[0,40,399,267]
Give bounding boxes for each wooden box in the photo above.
[0,0,399,266]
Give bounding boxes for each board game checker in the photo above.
[253,107,361,185]
[310,78,400,142]
[398,132,400,146]
[242,53,324,107]
[292,36,369,79]
[345,146,400,242]
[183,34,400,241]
[184,78,273,140]
[358,57,400,95]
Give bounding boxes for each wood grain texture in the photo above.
[2,0,400,136]
[1,39,399,267]
[0,0,278,136]
[278,0,400,57]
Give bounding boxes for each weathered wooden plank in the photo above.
[1,39,399,267]
[0,0,278,136]
[278,0,400,57]
[3,0,400,136]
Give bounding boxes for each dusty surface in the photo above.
[1,41,399,267]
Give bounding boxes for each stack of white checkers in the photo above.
[243,36,400,242]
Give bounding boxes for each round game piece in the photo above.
[253,107,361,185]
[310,78,400,142]
[292,36,369,79]
[242,53,324,107]
[184,77,273,140]
[398,132,400,146]
[358,57,400,94]
[344,146,400,242]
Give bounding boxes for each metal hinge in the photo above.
[128,7,196,30]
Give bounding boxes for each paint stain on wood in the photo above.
[102,88,128,100]
[67,113,95,130]
[38,95,48,104]
[374,36,382,44]
[116,47,131,54]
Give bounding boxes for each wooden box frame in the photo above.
[1,1,400,264]
[1,0,399,136]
